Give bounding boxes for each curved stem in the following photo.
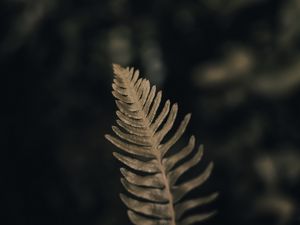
[123,74,176,225]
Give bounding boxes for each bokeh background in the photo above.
[2,0,300,225]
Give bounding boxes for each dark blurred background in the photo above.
[2,0,300,225]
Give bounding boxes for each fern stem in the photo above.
[157,153,176,225]
[124,74,176,225]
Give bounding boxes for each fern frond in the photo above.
[105,64,218,225]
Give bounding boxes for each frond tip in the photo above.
[105,64,218,225]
